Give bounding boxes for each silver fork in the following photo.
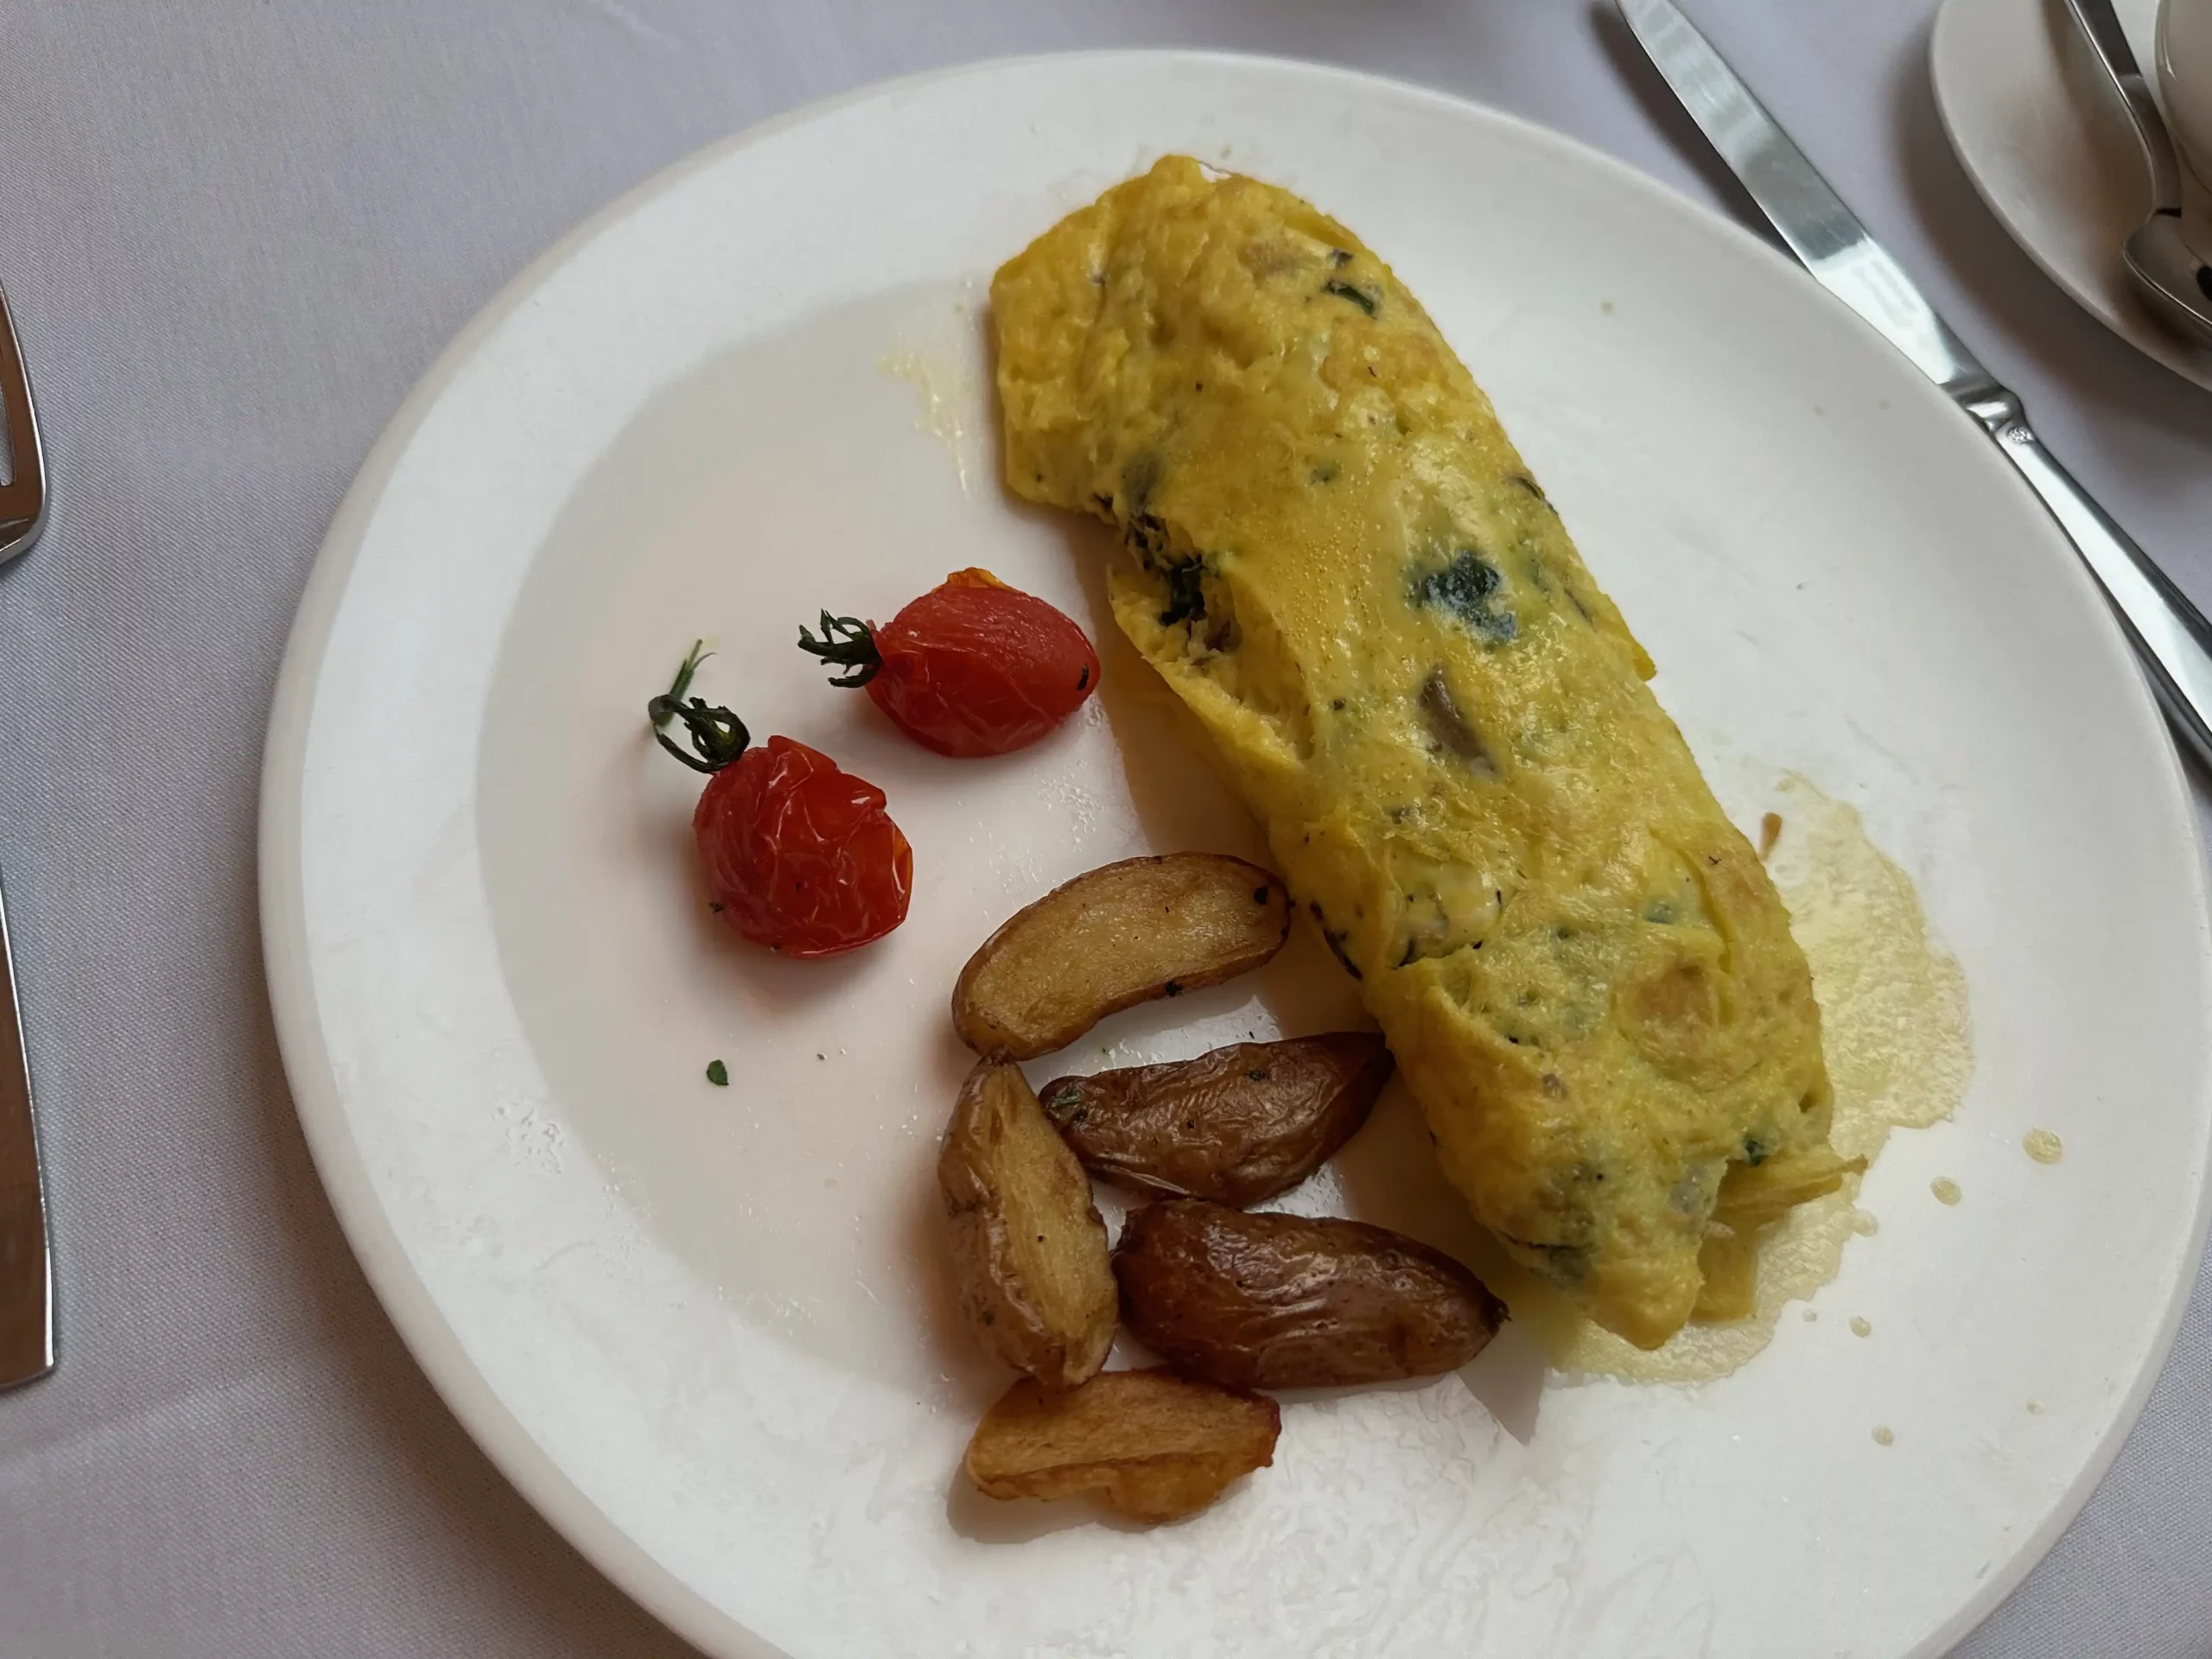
[0,277,53,1389]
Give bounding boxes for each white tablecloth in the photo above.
[0,2,2205,1654]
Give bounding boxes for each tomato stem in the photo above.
[648,641,750,773]
[796,611,882,689]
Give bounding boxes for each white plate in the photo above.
[1932,0,2212,391]
[259,51,2212,1659]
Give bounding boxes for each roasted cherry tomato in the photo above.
[797,569,1100,758]
[649,645,912,958]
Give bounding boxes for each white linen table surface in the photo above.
[0,1,2204,1655]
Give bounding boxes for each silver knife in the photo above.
[0,277,54,1390]
[1618,0,2212,772]
[0,874,52,1387]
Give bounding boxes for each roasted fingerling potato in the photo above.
[963,1367,1281,1523]
[939,1059,1118,1388]
[1114,1200,1506,1390]
[1040,1033,1391,1205]
[951,854,1291,1059]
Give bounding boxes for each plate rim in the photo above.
[257,45,2212,1659]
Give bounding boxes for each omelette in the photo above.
[990,157,1854,1350]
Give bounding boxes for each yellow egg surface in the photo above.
[990,156,1850,1350]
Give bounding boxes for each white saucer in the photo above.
[1932,0,2212,391]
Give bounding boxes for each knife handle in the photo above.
[0,863,53,1388]
[1965,387,2212,772]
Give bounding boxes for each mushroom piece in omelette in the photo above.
[989,157,1857,1350]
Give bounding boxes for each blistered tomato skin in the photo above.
[801,570,1101,757]
[869,577,1101,757]
[693,735,913,957]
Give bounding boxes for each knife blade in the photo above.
[0,276,53,1392]
[1618,0,2212,773]
[0,868,53,1388]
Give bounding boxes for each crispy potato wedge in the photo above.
[1115,1200,1505,1390]
[952,854,1291,1060]
[1039,1033,1391,1206]
[939,1059,1118,1387]
[963,1367,1281,1523]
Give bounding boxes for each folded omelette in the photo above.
[991,157,1852,1349]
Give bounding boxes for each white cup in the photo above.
[2160,0,2212,188]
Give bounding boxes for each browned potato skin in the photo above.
[939,1059,1118,1388]
[1039,1034,1392,1206]
[952,854,1291,1060]
[1115,1201,1506,1389]
[964,1367,1281,1523]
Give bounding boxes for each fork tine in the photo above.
[0,281,46,563]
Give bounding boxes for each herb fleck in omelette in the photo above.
[990,157,1854,1349]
